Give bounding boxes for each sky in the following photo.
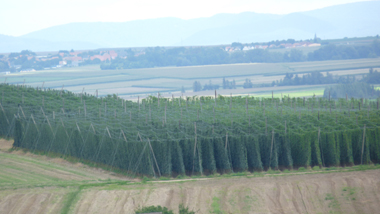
[0,0,372,36]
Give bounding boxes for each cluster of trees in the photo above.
[5,50,61,71]
[222,78,236,89]
[324,82,380,99]
[243,79,253,88]
[193,80,220,92]
[276,68,380,88]
[362,68,380,84]
[0,61,9,72]
[275,72,336,86]
[100,40,380,70]
[308,40,380,61]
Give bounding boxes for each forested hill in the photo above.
[100,40,380,70]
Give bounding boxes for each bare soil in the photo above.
[2,138,380,213]
[74,170,380,214]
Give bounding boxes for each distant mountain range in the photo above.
[1,1,379,53]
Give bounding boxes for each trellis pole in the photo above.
[0,103,9,125]
[192,122,197,176]
[318,127,325,167]
[269,130,274,169]
[361,124,366,165]
[147,138,161,177]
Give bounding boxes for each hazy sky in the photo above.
[0,0,372,36]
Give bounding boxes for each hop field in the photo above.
[1,83,379,177]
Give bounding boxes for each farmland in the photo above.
[2,58,380,99]
[1,58,380,213]
[2,81,380,177]
[2,139,380,214]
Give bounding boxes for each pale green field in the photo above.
[2,58,379,99]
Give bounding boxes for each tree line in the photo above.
[100,40,380,70]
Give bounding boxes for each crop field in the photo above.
[2,77,380,213]
[2,82,380,179]
[2,138,380,214]
[1,58,380,99]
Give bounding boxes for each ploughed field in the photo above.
[1,83,380,178]
[1,139,380,213]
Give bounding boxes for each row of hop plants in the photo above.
[1,83,379,177]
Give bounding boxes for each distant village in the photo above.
[0,41,321,74]
[224,41,321,52]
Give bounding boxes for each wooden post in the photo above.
[99,106,101,118]
[84,100,86,118]
[62,98,65,110]
[318,127,325,167]
[81,87,84,102]
[42,96,44,107]
[361,124,366,165]
[147,138,161,177]
[164,105,167,123]
[225,132,228,149]
[318,111,320,120]
[200,98,202,112]
[215,90,217,106]
[53,111,55,120]
[246,97,248,116]
[22,92,24,104]
[269,130,274,168]
[265,117,267,135]
[60,84,64,96]
[213,107,215,123]
[329,90,330,101]
[367,104,370,119]
[348,106,350,117]
[0,103,9,125]
[285,120,287,135]
[192,122,197,175]
[138,96,140,111]
[172,94,174,106]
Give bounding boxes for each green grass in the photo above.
[211,197,224,214]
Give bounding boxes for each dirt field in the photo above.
[1,138,380,214]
